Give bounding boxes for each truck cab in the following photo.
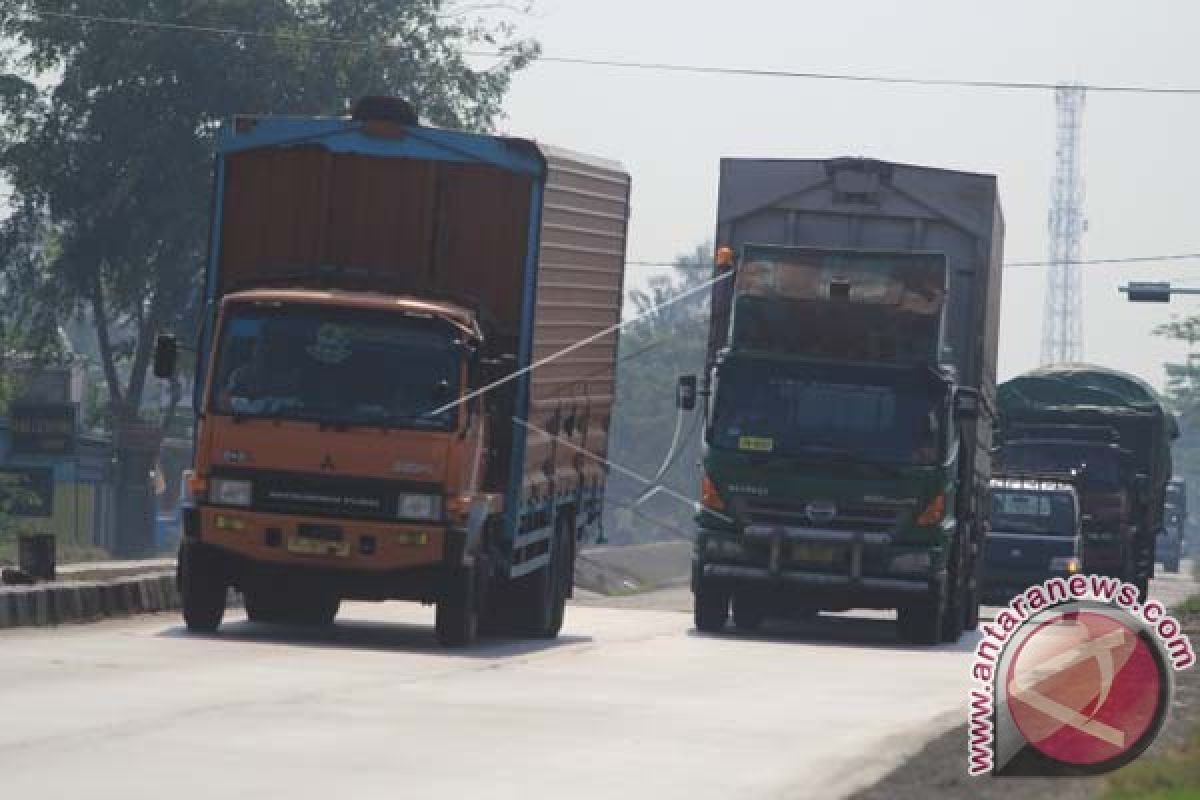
[177,289,505,636]
[983,477,1082,603]
[994,435,1130,578]
[690,229,999,646]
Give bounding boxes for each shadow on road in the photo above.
[157,617,592,660]
[689,611,983,654]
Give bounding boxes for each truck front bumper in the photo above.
[184,506,472,602]
[696,526,945,599]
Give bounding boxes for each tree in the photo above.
[1156,316,1200,512]
[0,1,537,554]
[605,245,713,544]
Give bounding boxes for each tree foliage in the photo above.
[1156,315,1200,507]
[604,245,713,544]
[0,0,538,427]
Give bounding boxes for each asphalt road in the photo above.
[1,563,1193,800]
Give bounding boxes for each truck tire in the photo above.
[897,589,945,646]
[499,518,571,639]
[732,592,768,632]
[436,567,479,647]
[179,544,227,634]
[941,542,968,643]
[1165,555,1181,574]
[965,536,983,632]
[1135,575,1150,604]
[694,576,730,634]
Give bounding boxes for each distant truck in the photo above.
[155,98,631,645]
[684,158,1004,645]
[983,476,1082,603]
[996,366,1178,598]
[994,425,1131,579]
[1158,477,1186,573]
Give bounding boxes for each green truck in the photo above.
[683,158,1004,644]
[996,366,1178,595]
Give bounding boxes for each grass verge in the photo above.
[1102,732,1200,800]
[1101,583,1200,800]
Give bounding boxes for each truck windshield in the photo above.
[990,490,1077,536]
[209,306,463,431]
[710,359,945,466]
[996,443,1120,489]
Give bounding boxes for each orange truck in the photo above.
[155,98,631,645]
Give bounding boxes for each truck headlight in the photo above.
[398,493,443,521]
[210,478,253,508]
[1049,556,1081,575]
[890,552,932,574]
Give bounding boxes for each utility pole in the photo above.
[1041,84,1088,365]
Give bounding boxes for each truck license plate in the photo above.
[288,525,349,558]
[287,537,350,557]
[791,543,837,565]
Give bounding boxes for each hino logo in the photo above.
[727,485,768,497]
[320,454,337,472]
[806,501,838,523]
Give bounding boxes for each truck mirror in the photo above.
[954,387,980,420]
[677,375,698,412]
[153,335,178,380]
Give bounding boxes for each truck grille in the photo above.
[735,498,901,534]
[210,468,438,522]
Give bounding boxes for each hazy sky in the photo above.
[485,0,1200,391]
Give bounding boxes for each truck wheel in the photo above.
[941,556,968,643]
[964,588,981,633]
[694,577,730,633]
[179,544,227,634]
[965,540,983,632]
[732,592,768,632]
[502,519,571,640]
[897,590,945,646]
[1165,556,1181,574]
[941,587,967,643]
[436,567,479,647]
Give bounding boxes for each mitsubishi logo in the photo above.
[320,454,337,472]
[805,501,837,524]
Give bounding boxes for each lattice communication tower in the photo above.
[1041,84,1088,365]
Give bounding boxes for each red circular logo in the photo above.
[1006,609,1168,768]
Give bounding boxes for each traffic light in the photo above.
[1122,282,1173,303]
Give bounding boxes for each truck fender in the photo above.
[464,498,491,555]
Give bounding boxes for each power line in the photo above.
[626,253,1200,271]
[26,8,1200,97]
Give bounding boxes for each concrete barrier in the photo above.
[0,571,181,630]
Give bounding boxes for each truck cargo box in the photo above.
[204,116,631,537]
[711,158,1004,399]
